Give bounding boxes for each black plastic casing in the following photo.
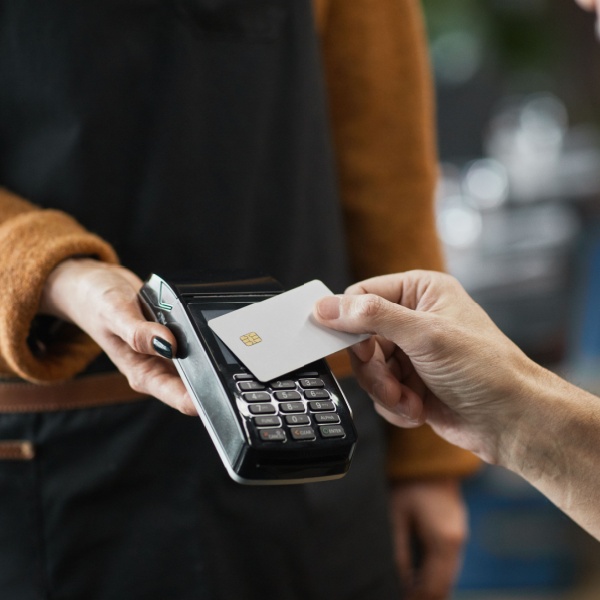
[139,273,357,485]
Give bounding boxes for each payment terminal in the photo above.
[139,273,357,485]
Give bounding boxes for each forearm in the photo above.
[501,364,600,538]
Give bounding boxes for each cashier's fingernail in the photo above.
[316,296,340,320]
[153,336,173,359]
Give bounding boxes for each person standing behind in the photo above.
[0,1,478,599]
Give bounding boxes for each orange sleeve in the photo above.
[318,0,480,479]
[0,187,119,383]
[319,0,443,280]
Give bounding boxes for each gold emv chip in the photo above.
[240,332,262,346]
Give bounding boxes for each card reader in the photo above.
[139,273,357,485]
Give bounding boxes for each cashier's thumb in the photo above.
[314,294,419,344]
[109,298,178,360]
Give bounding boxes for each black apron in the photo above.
[0,0,350,291]
[0,1,401,598]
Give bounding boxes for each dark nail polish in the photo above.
[153,336,173,359]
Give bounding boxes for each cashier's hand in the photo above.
[40,258,195,415]
[313,271,532,465]
[391,479,466,600]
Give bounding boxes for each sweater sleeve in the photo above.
[0,187,119,383]
[318,0,480,479]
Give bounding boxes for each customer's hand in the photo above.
[315,270,600,541]
[40,258,195,414]
[313,271,538,465]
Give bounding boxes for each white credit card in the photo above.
[208,280,369,382]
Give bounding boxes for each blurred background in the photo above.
[420,0,600,598]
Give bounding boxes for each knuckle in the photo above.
[97,284,127,309]
[439,272,462,293]
[127,374,144,394]
[352,294,384,320]
[424,316,453,349]
[125,324,147,353]
[125,369,149,394]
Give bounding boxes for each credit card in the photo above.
[208,280,368,381]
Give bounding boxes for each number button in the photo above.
[270,380,296,390]
[304,389,330,400]
[243,392,271,402]
[308,401,335,412]
[299,378,325,389]
[238,381,266,391]
[274,391,301,401]
[279,402,305,414]
[248,404,276,415]
[285,414,311,426]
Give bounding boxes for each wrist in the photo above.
[452,347,544,467]
[39,257,116,322]
[495,362,581,478]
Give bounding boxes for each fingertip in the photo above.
[371,382,387,405]
[152,336,173,359]
[392,384,426,426]
[178,393,198,417]
[127,320,179,359]
[314,295,340,321]
[371,382,426,428]
[370,374,403,411]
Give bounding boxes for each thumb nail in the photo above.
[316,296,340,320]
[153,336,173,359]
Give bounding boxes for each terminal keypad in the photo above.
[236,373,346,443]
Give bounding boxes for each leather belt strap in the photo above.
[0,372,147,413]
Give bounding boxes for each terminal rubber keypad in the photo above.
[238,374,345,443]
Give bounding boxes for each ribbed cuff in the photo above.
[0,209,118,383]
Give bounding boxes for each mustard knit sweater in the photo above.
[0,0,480,479]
